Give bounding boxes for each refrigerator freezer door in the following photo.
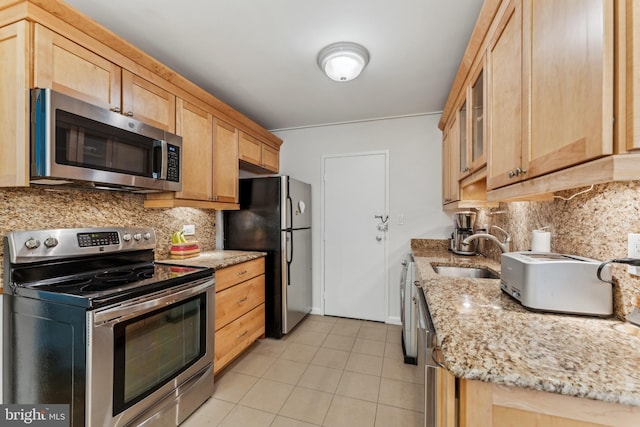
[285,177,312,230]
[282,228,312,334]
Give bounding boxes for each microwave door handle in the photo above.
[152,140,167,180]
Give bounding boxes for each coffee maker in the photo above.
[451,211,477,255]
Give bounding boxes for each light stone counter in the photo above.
[157,250,266,270]
[413,246,640,407]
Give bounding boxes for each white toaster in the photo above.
[500,252,613,316]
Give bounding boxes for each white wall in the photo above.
[274,114,451,323]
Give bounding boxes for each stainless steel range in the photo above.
[2,227,215,427]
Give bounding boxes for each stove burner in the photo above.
[95,271,134,279]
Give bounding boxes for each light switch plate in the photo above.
[183,224,196,236]
[627,233,640,276]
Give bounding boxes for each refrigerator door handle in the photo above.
[286,229,293,286]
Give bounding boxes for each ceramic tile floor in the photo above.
[183,314,424,427]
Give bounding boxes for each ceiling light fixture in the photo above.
[317,42,370,82]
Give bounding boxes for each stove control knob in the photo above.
[25,238,40,250]
[133,233,142,241]
[143,232,151,240]
[122,233,132,242]
[44,237,59,248]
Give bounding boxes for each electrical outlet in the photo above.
[628,233,640,276]
[183,224,196,236]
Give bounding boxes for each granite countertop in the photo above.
[413,246,640,407]
[157,250,266,270]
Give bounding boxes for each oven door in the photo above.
[87,277,214,427]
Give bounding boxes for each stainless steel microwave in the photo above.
[31,88,182,192]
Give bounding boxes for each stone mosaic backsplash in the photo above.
[0,187,216,288]
[472,181,640,320]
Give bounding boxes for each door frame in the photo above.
[320,150,390,321]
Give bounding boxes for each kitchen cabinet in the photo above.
[486,0,524,190]
[0,21,30,187]
[442,116,460,205]
[459,62,486,180]
[459,379,639,427]
[214,257,265,375]
[34,25,176,133]
[437,368,457,427]
[150,99,238,206]
[239,131,280,173]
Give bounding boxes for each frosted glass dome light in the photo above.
[317,42,370,82]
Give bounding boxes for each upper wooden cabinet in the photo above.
[459,61,486,180]
[442,116,461,205]
[239,131,279,173]
[212,119,239,203]
[121,70,176,133]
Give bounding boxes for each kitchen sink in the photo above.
[432,265,499,279]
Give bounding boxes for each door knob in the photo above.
[376,236,382,242]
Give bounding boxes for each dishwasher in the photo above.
[415,280,452,427]
[400,254,418,364]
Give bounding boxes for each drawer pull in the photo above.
[237,296,248,304]
[237,270,248,277]
[237,330,248,339]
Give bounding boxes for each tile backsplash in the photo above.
[474,181,640,320]
[1,187,217,287]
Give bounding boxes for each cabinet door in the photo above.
[487,0,524,189]
[261,144,279,172]
[175,99,213,201]
[458,100,470,178]
[33,24,121,111]
[122,70,176,133]
[212,118,239,203]
[442,117,461,204]
[0,21,30,187]
[470,64,486,171]
[526,0,614,177]
[238,131,262,166]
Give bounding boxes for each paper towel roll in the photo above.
[531,230,551,252]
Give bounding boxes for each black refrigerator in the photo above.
[224,176,312,338]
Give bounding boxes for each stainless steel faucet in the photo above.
[463,226,512,253]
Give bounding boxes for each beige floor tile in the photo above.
[218,405,275,427]
[182,398,234,427]
[262,358,309,385]
[357,326,387,342]
[297,365,343,393]
[293,330,328,347]
[381,357,422,384]
[374,404,422,427]
[280,343,319,363]
[213,371,258,403]
[383,341,405,362]
[299,320,334,334]
[385,325,402,344]
[250,337,290,358]
[360,321,387,331]
[330,322,361,337]
[335,371,380,403]
[378,378,424,412]
[271,415,321,427]
[322,334,356,352]
[279,386,334,425]
[230,352,277,377]
[239,378,294,413]
[345,353,383,376]
[310,348,350,370]
[352,338,385,357]
[323,395,377,427]
[308,314,337,324]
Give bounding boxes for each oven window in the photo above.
[112,294,206,415]
[55,110,152,177]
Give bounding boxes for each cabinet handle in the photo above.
[237,270,248,277]
[110,107,121,113]
[508,170,516,178]
[237,330,248,339]
[515,167,527,176]
[237,296,248,304]
[462,167,471,173]
[125,111,134,117]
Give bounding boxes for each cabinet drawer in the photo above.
[215,274,265,331]
[216,257,264,292]
[214,303,265,374]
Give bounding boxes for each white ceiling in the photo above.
[63,0,483,131]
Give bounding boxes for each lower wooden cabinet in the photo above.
[213,258,265,375]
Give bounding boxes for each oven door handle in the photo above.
[93,277,214,325]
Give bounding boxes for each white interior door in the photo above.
[323,151,388,322]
